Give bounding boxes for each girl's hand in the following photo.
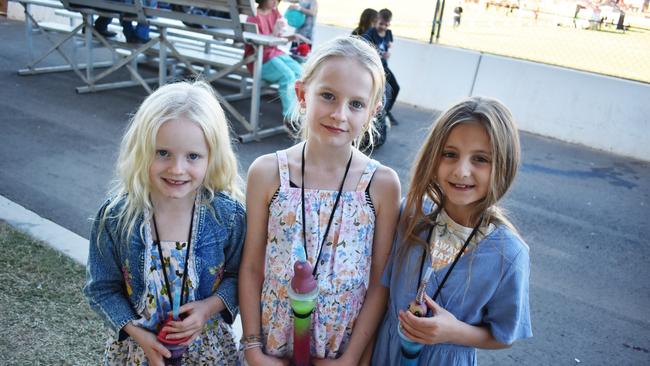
[161,297,220,345]
[125,324,171,366]
[245,348,290,366]
[289,4,300,10]
[398,295,460,345]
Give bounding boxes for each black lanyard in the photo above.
[417,212,483,303]
[301,143,353,278]
[151,204,195,309]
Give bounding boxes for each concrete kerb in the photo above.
[0,194,89,265]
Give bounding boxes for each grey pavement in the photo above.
[1,17,649,365]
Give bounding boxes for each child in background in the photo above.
[351,8,378,36]
[363,8,400,126]
[372,97,532,365]
[239,36,401,365]
[84,81,246,366]
[244,0,306,122]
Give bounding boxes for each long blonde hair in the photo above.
[100,80,243,242]
[290,36,385,147]
[399,97,521,259]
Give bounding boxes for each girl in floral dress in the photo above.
[239,36,401,366]
[84,81,245,366]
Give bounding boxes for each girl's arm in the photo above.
[291,0,318,17]
[83,203,140,338]
[320,165,401,365]
[239,155,288,366]
[214,200,247,323]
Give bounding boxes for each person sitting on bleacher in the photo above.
[244,0,307,123]
[91,0,156,44]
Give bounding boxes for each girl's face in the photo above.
[436,121,492,226]
[297,57,376,148]
[149,118,209,203]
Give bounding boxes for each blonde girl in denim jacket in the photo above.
[84,80,245,366]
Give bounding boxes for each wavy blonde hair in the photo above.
[101,80,243,242]
[399,97,521,260]
[290,36,386,147]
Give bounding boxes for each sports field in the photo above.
[313,0,650,84]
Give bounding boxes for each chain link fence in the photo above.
[317,0,650,84]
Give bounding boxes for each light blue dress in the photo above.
[372,200,532,365]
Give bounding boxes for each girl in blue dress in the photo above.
[372,97,532,365]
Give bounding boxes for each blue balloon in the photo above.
[285,8,306,29]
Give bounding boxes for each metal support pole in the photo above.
[84,13,94,84]
[158,27,167,86]
[249,44,264,138]
[25,4,34,62]
[436,0,447,42]
[429,0,441,43]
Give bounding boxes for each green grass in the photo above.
[0,221,107,365]
[313,1,650,84]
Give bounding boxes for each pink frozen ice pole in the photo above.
[288,260,318,366]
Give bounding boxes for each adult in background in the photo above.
[364,8,400,126]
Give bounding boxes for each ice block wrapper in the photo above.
[288,260,318,366]
[398,325,424,366]
[398,267,433,364]
[157,315,190,366]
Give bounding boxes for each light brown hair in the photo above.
[398,97,521,259]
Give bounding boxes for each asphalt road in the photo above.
[1,17,649,365]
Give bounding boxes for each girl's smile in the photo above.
[321,123,348,134]
[162,177,189,186]
[447,182,475,190]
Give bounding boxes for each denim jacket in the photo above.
[83,191,245,339]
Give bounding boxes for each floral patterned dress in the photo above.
[104,217,237,365]
[260,149,379,359]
